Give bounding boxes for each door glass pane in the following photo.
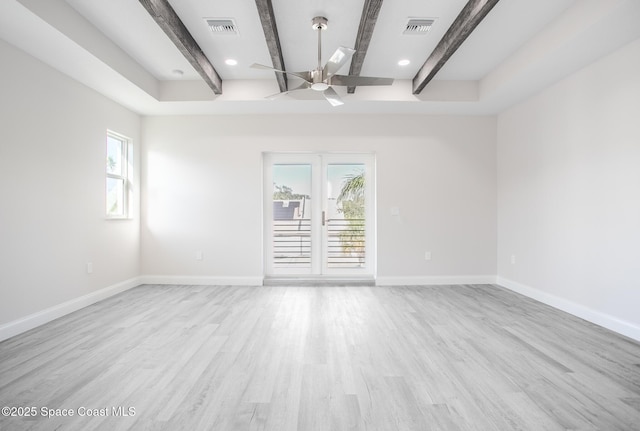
[327,164,365,268]
[272,164,312,269]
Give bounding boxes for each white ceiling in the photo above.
[1,0,640,116]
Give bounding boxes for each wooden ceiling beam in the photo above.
[347,0,384,94]
[412,0,500,94]
[255,0,287,92]
[138,0,222,94]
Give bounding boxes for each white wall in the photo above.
[0,39,141,332]
[141,115,497,284]
[497,38,640,339]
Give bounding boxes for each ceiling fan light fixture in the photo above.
[311,82,329,92]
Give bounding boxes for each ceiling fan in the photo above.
[251,16,394,106]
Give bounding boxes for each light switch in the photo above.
[390,206,400,216]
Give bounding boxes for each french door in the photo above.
[263,153,375,278]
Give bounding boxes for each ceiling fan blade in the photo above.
[251,62,277,70]
[323,86,344,107]
[329,75,394,87]
[289,81,312,92]
[250,63,311,82]
[265,81,311,100]
[323,47,356,79]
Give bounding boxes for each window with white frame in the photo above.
[106,131,131,218]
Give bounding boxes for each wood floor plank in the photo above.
[1,284,640,430]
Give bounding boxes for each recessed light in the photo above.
[225,59,238,66]
[172,69,184,76]
[398,59,410,66]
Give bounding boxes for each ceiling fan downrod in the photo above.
[311,16,329,91]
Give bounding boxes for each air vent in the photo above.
[205,18,238,35]
[403,18,436,35]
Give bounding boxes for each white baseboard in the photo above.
[376,275,497,286]
[0,277,141,342]
[496,276,640,342]
[139,275,263,286]
[8,275,635,344]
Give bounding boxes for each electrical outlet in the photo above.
[87,262,93,274]
[510,255,516,265]
[424,251,432,261]
[195,251,203,261]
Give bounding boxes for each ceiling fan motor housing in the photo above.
[310,68,328,91]
[310,69,324,85]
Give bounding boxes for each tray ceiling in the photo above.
[1,0,639,115]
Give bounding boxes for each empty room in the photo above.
[1,0,639,429]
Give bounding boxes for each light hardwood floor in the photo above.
[1,284,639,430]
